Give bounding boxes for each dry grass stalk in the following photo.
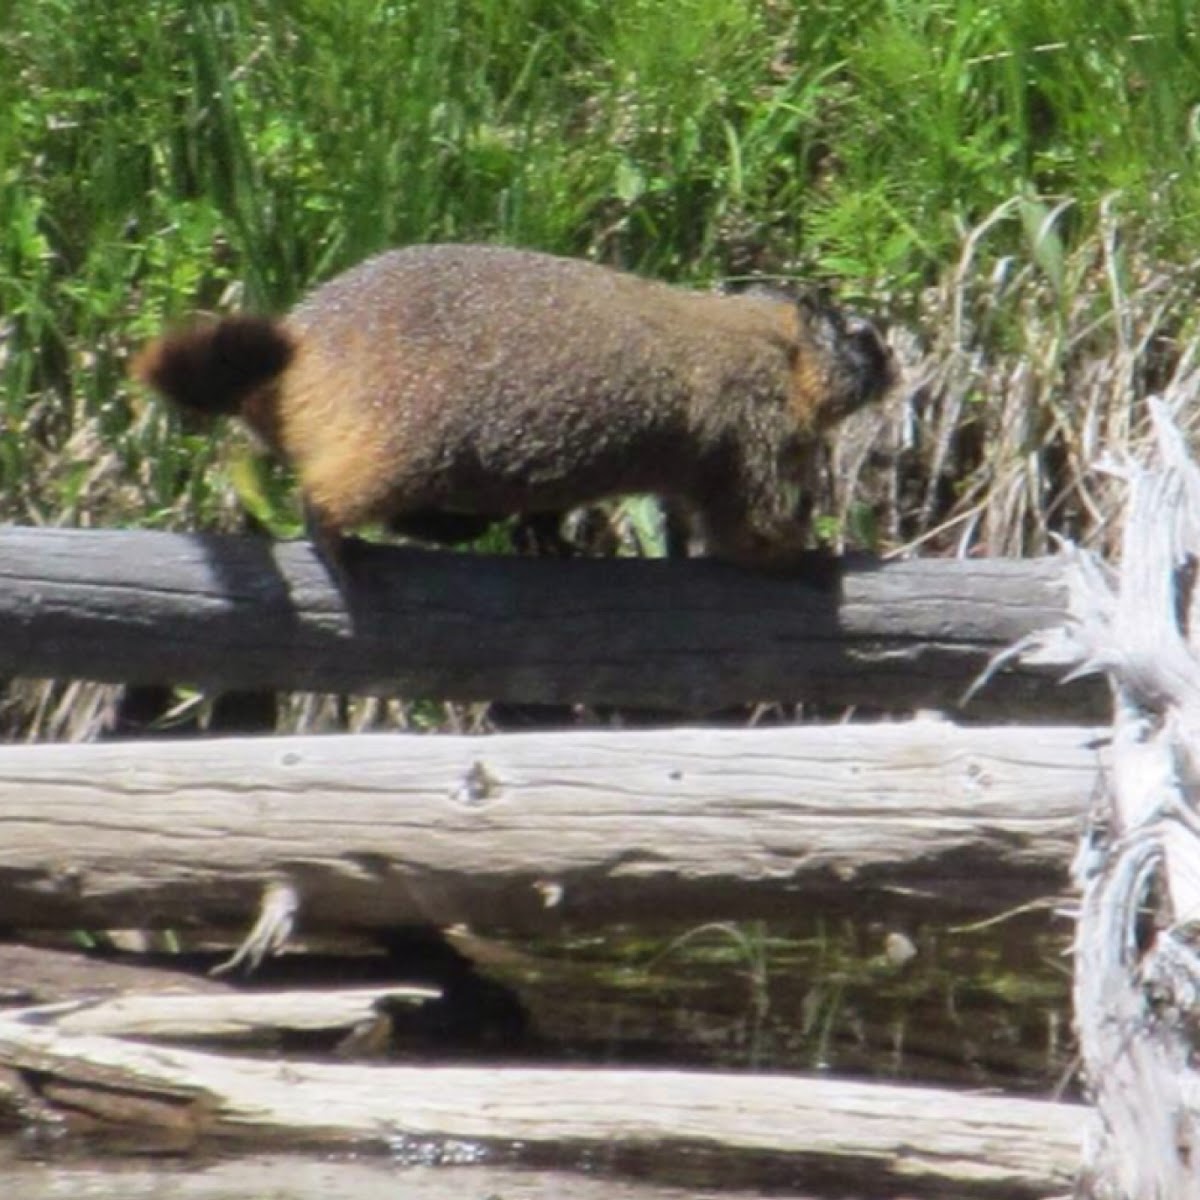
[831,212,1200,561]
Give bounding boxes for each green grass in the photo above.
[2,0,1198,552]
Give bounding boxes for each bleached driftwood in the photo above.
[1015,399,1200,1198]
[0,722,1100,945]
[0,1016,1084,1196]
[5,985,437,1043]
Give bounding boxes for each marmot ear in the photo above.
[795,289,844,342]
[795,286,835,316]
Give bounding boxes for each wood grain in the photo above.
[0,720,1102,930]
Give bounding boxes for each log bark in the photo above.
[0,526,1102,716]
[0,1017,1084,1197]
[0,721,1100,933]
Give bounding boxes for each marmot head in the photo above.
[793,295,897,429]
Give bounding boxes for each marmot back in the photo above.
[134,244,896,568]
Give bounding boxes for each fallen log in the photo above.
[0,526,1102,716]
[0,943,230,1007]
[6,985,437,1044]
[0,721,1101,933]
[0,1017,1084,1197]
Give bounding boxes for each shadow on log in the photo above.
[0,527,1103,717]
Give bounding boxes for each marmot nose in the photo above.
[846,316,898,390]
[845,313,888,348]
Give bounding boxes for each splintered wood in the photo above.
[1016,398,1200,1198]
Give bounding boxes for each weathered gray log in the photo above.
[0,721,1099,934]
[0,1018,1085,1196]
[0,526,1103,716]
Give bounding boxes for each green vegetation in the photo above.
[2,0,1198,548]
[501,910,1071,1089]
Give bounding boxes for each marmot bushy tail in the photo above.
[134,316,295,418]
[134,244,896,569]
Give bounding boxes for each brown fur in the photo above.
[133,244,896,567]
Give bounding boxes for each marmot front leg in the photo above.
[690,440,824,570]
[693,498,813,570]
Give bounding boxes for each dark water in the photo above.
[451,907,1074,1094]
[0,1153,818,1200]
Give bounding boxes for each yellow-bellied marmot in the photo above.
[134,243,895,568]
